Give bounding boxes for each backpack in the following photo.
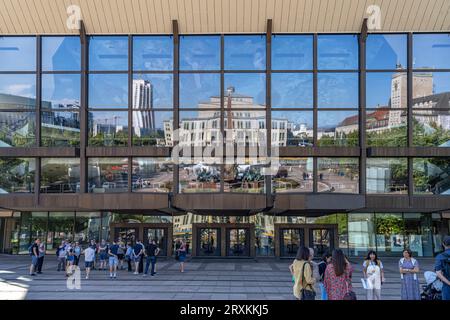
[28,244,34,256]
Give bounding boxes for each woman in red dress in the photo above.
[324,249,354,300]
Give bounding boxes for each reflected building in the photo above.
[132,79,155,137]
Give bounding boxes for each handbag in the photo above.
[300,262,316,301]
[343,278,357,300]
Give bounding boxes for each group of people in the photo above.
[290,235,450,300]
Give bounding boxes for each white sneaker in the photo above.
[85,276,89,279]
[113,274,116,278]
[134,272,138,275]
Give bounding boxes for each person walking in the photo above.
[144,239,160,277]
[363,250,385,300]
[399,249,420,300]
[89,239,97,270]
[36,240,46,274]
[434,236,450,300]
[56,241,66,272]
[177,240,187,273]
[108,240,120,279]
[289,246,316,300]
[308,247,320,297]
[83,245,96,279]
[132,240,144,274]
[317,251,331,300]
[117,240,126,270]
[324,249,354,300]
[29,239,40,276]
[66,248,75,277]
[98,239,108,271]
[73,242,82,266]
[125,243,133,272]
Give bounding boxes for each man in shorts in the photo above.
[108,241,120,279]
[29,239,40,276]
[83,245,96,279]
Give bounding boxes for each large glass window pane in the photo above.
[180,73,220,109]
[0,37,36,71]
[271,35,313,70]
[366,158,408,194]
[42,36,81,71]
[47,212,74,252]
[88,74,128,108]
[271,111,313,146]
[413,33,450,69]
[180,36,220,70]
[375,213,405,256]
[224,35,265,70]
[132,158,173,193]
[224,73,266,108]
[413,109,450,147]
[413,72,450,100]
[317,111,359,146]
[225,110,266,146]
[41,111,80,147]
[18,212,32,254]
[179,161,221,193]
[366,34,407,70]
[413,158,450,195]
[348,213,376,257]
[271,73,313,108]
[133,111,172,147]
[41,158,80,193]
[0,74,36,109]
[89,36,128,71]
[318,35,358,70]
[318,73,358,108]
[404,213,434,257]
[272,158,313,193]
[224,159,265,193]
[88,158,128,193]
[179,110,221,147]
[133,74,172,109]
[318,158,359,194]
[366,108,407,147]
[133,36,173,71]
[88,111,128,146]
[42,74,80,109]
[74,212,101,245]
[0,111,36,147]
[0,158,35,193]
[367,72,407,109]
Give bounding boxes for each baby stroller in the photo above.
[420,271,442,300]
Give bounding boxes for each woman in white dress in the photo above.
[363,250,385,300]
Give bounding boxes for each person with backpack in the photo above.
[324,249,354,300]
[399,248,420,300]
[289,246,316,300]
[56,242,66,272]
[318,251,332,300]
[28,239,40,276]
[434,235,450,300]
[363,250,385,300]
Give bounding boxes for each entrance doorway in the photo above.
[197,228,221,256]
[226,228,250,257]
[279,228,305,257]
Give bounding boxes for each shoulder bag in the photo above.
[300,262,316,301]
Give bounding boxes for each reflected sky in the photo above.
[318,35,358,70]
[42,37,80,71]
[272,111,313,127]
[366,72,406,108]
[413,34,450,69]
[318,73,358,108]
[180,73,220,108]
[272,35,313,70]
[0,37,36,71]
[42,74,80,109]
[89,111,128,126]
[366,34,407,70]
[133,74,172,109]
[318,110,359,129]
[133,36,173,70]
[89,36,128,71]
[88,74,128,108]
[224,35,265,70]
[180,36,220,70]
[0,74,36,109]
[224,73,266,106]
[272,73,313,108]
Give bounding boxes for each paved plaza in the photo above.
[0,254,436,300]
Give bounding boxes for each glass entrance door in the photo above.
[309,228,334,257]
[115,228,138,246]
[226,228,250,256]
[143,228,167,256]
[198,228,221,256]
[280,229,305,257]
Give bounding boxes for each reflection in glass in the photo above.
[271,73,313,108]
[413,110,450,147]
[133,74,172,109]
[47,212,75,251]
[145,228,167,255]
[348,213,375,257]
[271,111,313,146]
[413,72,450,99]
[366,158,408,194]
[0,74,36,109]
[366,108,407,147]
[88,74,128,108]
[227,228,249,256]
[413,158,450,195]
[403,213,434,257]
[89,36,128,71]
[0,111,36,147]
[132,158,173,193]
[224,35,265,70]
[413,34,450,69]
[133,111,172,146]
[225,110,266,146]
[74,212,101,245]
[318,35,358,70]
[180,36,220,70]
[367,72,407,109]
[311,228,333,257]
[375,213,405,256]
[318,158,359,193]
[224,160,265,193]
[41,158,80,193]
[318,73,358,108]
[272,35,313,70]
[366,34,407,70]
[0,158,35,193]
[224,73,266,106]
[199,228,220,256]
[41,111,80,147]
[272,158,313,193]
[133,36,173,70]
[179,162,221,193]
[42,74,80,109]
[179,110,221,147]
[317,111,359,146]
[42,36,81,71]
[89,111,128,146]
[88,158,128,193]
[0,37,36,71]
[180,73,220,108]
[280,229,304,257]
